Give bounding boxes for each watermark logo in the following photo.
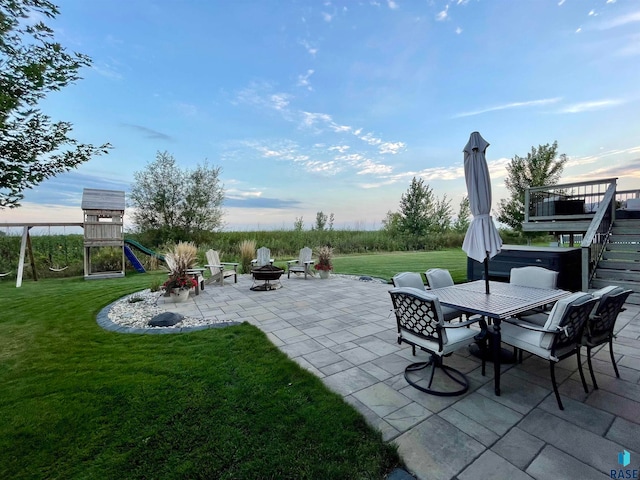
[611,450,638,479]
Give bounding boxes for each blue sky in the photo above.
[1,0,639,232]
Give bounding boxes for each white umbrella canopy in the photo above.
[462,131,502,293]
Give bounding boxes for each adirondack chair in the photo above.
[286,247,314,279]
[251,247,273,267]
[204,249,238,286]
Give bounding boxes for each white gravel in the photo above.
[106,289,219,329]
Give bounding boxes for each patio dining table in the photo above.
[430,280,571,395]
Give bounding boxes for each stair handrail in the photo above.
[580,181,617,290]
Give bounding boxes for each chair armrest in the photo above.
[503,318,557,333]
[443,315,484,329]
[220,262,239,266]
[204,264,224,269]
[286,260,297,264]
[303,260,314,265]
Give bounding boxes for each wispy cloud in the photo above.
[597,10,640,29]
[233,83,292,114]
[174,102,198,117]
[358,157,508,189]
[299,39,318,56]
[92,63,123,80]
[301,111,333,128]
[387,0,399,10]
[328,145,350,153]
[270,93,291,111]
[356,159,393,175]
[436,5,449,21]
[225,195,302,209]
[453,97,562,118]
[556,98,623,113]
[615,34,640,56]
[297,69,315,91]
[122,124,172,141]
[379,141,406,155]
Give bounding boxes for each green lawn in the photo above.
[332,249,468,283]
[0,273,400,479]
[0,249,468,479]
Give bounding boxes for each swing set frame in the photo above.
[0,222,83,287]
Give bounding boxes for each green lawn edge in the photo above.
[0,272,402,479]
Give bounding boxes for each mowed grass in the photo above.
[0,272,400,479]
[332,249,469,283]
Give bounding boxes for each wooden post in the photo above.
[26,228,38,282]
[16,226,28,287]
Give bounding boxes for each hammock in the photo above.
[49,265,69,272]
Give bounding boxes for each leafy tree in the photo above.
[293,216,304,232]
[432,195,453,233]
[381,210,401,236]
[453,196,471,232]
[130,151,224,243]
[497,142,567,231]
[398,177,436,238]
[398,177,452,236]
[314,211,327,231]
[0,0,111,208]
[328,212,334,231]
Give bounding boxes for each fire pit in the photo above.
[250,265,284,291]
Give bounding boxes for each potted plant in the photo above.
[314,245,333,279]
[163,241,198,302]
[162,274,197,302]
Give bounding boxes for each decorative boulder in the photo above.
[148,312,184,327]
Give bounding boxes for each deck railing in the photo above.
[616,188,640,205]
[524,178,616,222]
[580,181,617,290]
[523,178,620,291]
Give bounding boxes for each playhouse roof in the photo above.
[81,189,125,211]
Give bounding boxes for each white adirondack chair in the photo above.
[251,247,273,267]
[204,249,238,286]
[286,247,314,279]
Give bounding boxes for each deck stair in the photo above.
[592,219,640,305]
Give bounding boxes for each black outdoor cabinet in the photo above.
[467,245,582,291]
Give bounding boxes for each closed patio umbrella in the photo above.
[462,131,502,294]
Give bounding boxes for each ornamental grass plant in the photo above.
[238,239,256,273]
[164,241,198,276]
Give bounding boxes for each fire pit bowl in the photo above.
[250,265,284,291]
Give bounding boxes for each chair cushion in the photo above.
[400,323,477,357]
[590,285,624,315]
[540,292,592,349]
[501,323,575,361]
[510,266,558,289]
[392,272,426,290]
[425,269,454,289]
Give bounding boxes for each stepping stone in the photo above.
[148,312,184,327]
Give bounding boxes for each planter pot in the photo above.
[170,288,190,303]
[318,270,330,279]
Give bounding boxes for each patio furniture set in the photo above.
[390,266,631,410]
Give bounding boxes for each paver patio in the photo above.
[151,273,640,479]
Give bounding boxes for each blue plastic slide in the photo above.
[124,245,146,273]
